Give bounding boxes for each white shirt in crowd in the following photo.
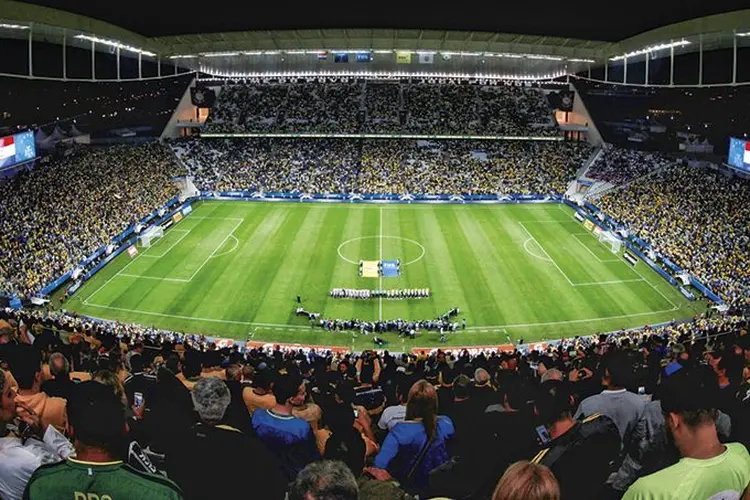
[378,404,407,431]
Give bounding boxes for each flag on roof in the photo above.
[317,51,328,60]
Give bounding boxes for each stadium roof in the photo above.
[2,0,750,79]
[12,0,750,42]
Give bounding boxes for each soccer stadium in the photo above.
[0,0,749,499]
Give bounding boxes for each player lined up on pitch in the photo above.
[329,288,431,299]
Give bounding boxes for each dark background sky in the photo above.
[16,0,750,41]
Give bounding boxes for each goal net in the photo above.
[598,230,622,254]
[140,226,164,248]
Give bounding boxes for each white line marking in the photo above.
[80,299,678,333]
[466,306,679,330]
[80,301,312,329]
[186,218,244,281]
[83,245,145,303]
[186,216,245,221]
[572,234,620,263]
[209,234,239,259]
[140,230,191,259]
[379,206,383,322]
[117,274,191,282]
[337,236,425,266]
[572,278,645,286]
[630,261,679,309]
[523,238,552,262]
[518,222,575,286]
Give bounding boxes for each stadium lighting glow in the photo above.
[737,32,750,37]
[202,52,240,57]
[285,50,306,54]
[169,54,197,59]
[200,68,567,82]
[0,23,30,30]
[74,34,156,56]
[373,50,393,54]
[568,58,596,63]
[609,40,690,61]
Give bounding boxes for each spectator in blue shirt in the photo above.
[368,379,454,495]
[252,368,320,483]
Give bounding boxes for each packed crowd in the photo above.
[329,289,431,300]
[173,138,591,195]
[586,144,680,185]
[597,163,750,306]
[0,143,182,298]
[204,80,557,136]
[0,306,748,500]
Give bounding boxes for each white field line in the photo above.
[80,301,311,329]
[80,299,677,332]
[186,218,245,281]
[83,243,147,303]
[573,278,645,286]
[630,260,679,309]
[86,217,243,299]
[466,306,678,331]
[379,206,383,322]
[572,234,620,263]
[116,274,190,282]
[518,222,575,286]
[140,229,191,259]
[522,238,552,262]
[210,234,240,259]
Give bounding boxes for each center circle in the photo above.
[337,236,426,266]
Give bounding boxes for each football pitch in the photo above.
[66,200,700,350]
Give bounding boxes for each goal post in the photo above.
[140,226,164,248]
[597,230,622,254]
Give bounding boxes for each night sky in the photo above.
[16,0,750,42]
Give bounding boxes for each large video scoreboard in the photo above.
[0,131,36,170]
[728,137,750,173]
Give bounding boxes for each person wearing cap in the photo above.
[164,377,286,500]
[623,370,750,500]
[23,381,182,500]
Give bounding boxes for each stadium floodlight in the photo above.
[737,32,750,37]
[373,50,393,54]
[568,58,596,63]
[609,40,690,61]
[74,34,156,57]
[202,52,240,57]
[169,54,197,59]
[285,50,306,54]
[0,23,30,30]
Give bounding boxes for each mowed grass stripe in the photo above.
[298,206,351,319]
[441,207,503,325]
[413,207,471,323]
[253,206,329,323]
[69,201,699,344]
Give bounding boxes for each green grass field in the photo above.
[65,200,702,350]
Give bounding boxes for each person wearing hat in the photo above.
[623,370,750,500]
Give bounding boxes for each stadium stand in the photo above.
[0,143,183,298]
[203,81,558,136]
[0,307,747,499]
[172,138,590,195]
[597,163,750,306]
[585,144,680,185]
